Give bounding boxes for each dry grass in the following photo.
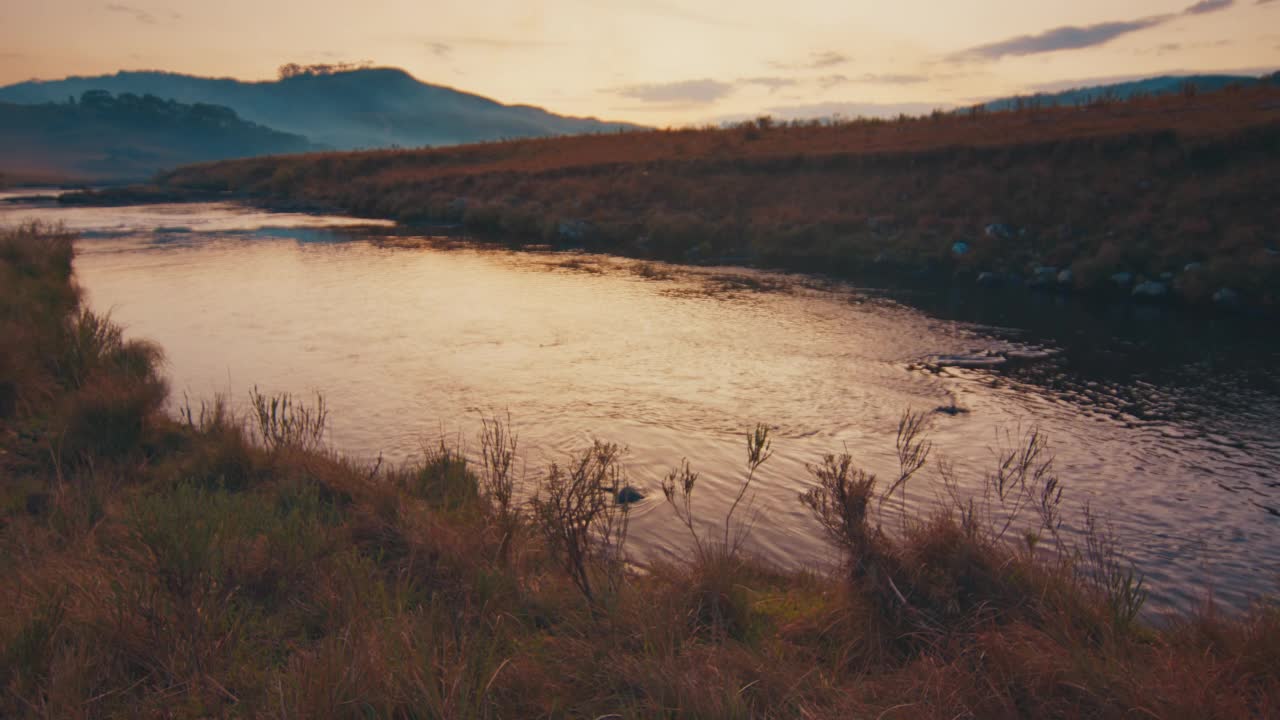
[160,83,1280,309]
[2,223,1278,718]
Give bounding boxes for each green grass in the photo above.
[2,222,1278,718]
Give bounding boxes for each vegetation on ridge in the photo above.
[0,67,642,152]
[161,82,1280,310]
[0,91,317,180]
[3,223,1279,717]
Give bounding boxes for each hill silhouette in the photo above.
[0,91,317,180]
[159,82,1280,311]
[0,66,642,151]
[978,71,1279,112]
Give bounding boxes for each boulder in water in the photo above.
[976,271,1003,287]
[1213,287,1242,308]
[1132,281,1168,300]
[984,223,1013,240]
[1029,266,1058,287]
[615,486,645,505]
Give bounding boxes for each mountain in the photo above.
[977,72,1280,112]
[0,67,642,151]
[0,91,317,180]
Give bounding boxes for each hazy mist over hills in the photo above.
[0,91,316,180]
[0,67,643,151]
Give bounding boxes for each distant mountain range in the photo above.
[0,67,641,152]
[0,91,316,180]
[2,66,1276,182]
[977,72,1280,112]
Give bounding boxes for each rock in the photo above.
[984,223,1013,240]
[1131,281,1168,300]
[1183,262,1203,273]
[615,486,645,504]
[951,241,970,257]
[976,271,1004,287]
[1213,287,1242,307]
[1057,268,1074,286]
[1110,272,1134,289]
[1029,266,1058,287]
[557,219,590,242]
[932,351,1007,368]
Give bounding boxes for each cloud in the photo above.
[857,73,932,84]
[1184,0,1233,13]
[612,78,735,105]
[954,17,1168,61]
[420,35,562,55]
[770,51,851,70]
[808,51,850,68]
[738,77,799,93]
[105,3,156,24]
[814,72,937,88]
[104,3,181,24]
[954,1,1238,62]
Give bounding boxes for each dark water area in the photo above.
[2,194,1277,615]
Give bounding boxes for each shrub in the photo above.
[479,413,523,562]
[248,386,328,452]
[531,440,630,604]
[409,438,480,510]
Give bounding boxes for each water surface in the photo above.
[3,197,1276,613]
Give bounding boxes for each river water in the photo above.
[3,194,1277,613]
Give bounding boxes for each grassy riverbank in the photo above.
[3,223,1279,717]
[156,82,1280,311]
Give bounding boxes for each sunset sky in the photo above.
[2,0,1277,125]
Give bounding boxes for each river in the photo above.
[3,192,1277,614]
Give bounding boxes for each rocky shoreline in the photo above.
[52,181,1277,317]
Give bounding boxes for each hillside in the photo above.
[159,83,1280,310]
[979,71,1279,112]
[0,67,642,150]
[0,91,316,180]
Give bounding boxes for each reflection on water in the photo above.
[3,199,1277,612]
